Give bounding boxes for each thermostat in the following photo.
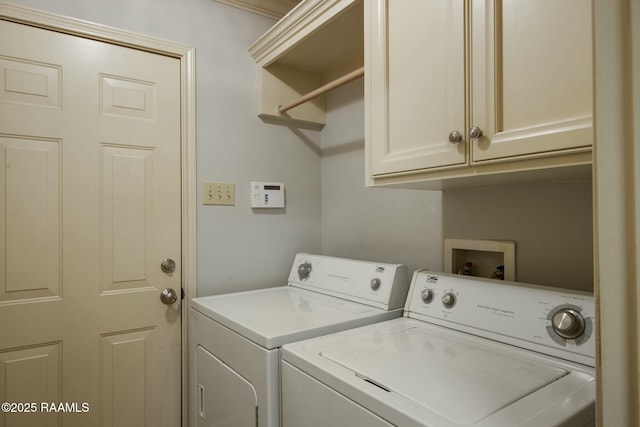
[251,182,285,208]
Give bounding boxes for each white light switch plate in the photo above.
[203,182,235,206]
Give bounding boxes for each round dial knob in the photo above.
[297,262,312,280]
[370,278,381,291]
[442,292,456,308]
[552,309,585,339]
[420,288,434,304]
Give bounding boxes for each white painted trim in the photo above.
[248,0,359,65]
[180,42,198,427]
[215,0,299,19]
[0,3,197,426]
[593,0,640,425]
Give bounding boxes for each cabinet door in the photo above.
[367,0,466,176]
[470,0,592,162]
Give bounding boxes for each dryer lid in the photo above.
[319,325,569,425]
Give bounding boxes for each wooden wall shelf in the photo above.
[248,0,363,129]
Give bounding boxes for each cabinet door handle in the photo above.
[448,130,463,144]
[469,126,483,140]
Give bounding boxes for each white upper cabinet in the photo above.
[368,1,467,175]
[366,0,593,187]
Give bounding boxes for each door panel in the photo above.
[101,144,155,292]
[471,0,593,162]
[0,343,61,427]
[101,329,155,427]
[195,346,258,427]
[0,136,61,301]
[101,75,156,120]
[0,19,181,427]
[369,0,466,176]
[0,56,61,108]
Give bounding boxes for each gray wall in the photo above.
[8,0,323,295]
[443,182,593,291]
[9,0,593,294]
[320,80,443,275]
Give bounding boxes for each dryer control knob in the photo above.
[552,309,585,339]
[420,289,434,304]
[297,262,312,280]
[442,292,456,309]
[370,278,381,291]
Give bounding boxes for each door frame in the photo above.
[0,3,197,426]
[593,0,640,425]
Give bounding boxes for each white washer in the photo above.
[282,270,596,427]
[189,253,409,427]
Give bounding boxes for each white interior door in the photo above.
[0,19,182,427]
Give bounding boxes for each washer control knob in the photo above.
[420,289,434,304]
[552,309,586,339]
[370,278,381,291]
[442,292,456,308]
[297,262,312,280]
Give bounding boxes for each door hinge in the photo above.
[181,288,185,300]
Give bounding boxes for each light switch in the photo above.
[203,182,235,206]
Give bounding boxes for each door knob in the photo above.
[160,288,178,305]
[161,258,176,273]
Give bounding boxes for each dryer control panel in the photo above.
[287,253,409,311]
[405,270,595,367]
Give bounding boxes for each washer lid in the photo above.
[319,326,569,425]
[192,287,398,349]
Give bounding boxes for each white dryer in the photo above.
[282,270,596,427]
[189,253,409,427]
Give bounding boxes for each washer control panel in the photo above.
[547,304,592,345]
[405,270,595,366]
